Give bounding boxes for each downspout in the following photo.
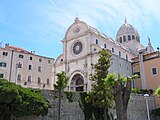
[9,50,14,81]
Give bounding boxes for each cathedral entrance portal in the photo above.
[70,74,84,91]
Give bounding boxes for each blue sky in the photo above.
[0,0,160,59]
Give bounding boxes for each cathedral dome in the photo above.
[117,23,135,36]
[116,19,140,44]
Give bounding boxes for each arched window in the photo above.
[123,36,126,42]
[38,77,41,83]
[128,35,131,41]
[96,39,98,44]
[132,35,135,39]
[28,76,31,82]
[119,37,122,43]
[38,66,41,72]
[47,79,50,84]
[17,74,21,81]
[119,51,121,58]
[104,44,106,48]
[28,65,32,70]
[112,48,114,53]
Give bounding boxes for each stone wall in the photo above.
[18,90,84,120]
[127,94,157,120]
[18,91,160,120]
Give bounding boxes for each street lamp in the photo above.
[114,114,117,120]
[144,94,150,120]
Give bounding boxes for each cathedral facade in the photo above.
[54,18,151,91]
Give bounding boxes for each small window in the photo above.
[48,60,50,63]
[61,59,63,62]
[94,48,96,51]
[30,56,32,60]
[17,74,21,81]
[47,79,50,84]
[28,76,31,82]
[0,62,7,67]
[152,68,157,75]
[96,39,98,44]
[119,51,121,58]
[128,35,131,41]
[29,65,32,70]
[104,44,106,48]
[3,52,8,56]
[38,77,41,83]
[123,36,126,42]
[0,73,4,78]
[19,54,23,58]
[112,48,114,53]
[119,37,122,43]
[39,58,42,62]
[132,35,135,39]
[38,66,41,72]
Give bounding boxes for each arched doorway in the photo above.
[70,73,84,91]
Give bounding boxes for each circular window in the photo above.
[73,26,80,34]
[73,42,83,55]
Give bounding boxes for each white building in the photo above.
[54,18,150,91]
[0,44,54,90]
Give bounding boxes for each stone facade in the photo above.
[55,18,136,91]
[0,44,54,90]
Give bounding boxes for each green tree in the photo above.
[152,88,160,116]
[87,49,113,120]
[106,73,137,120]
[155,87,160,95]
[54,71,68,120]
[0,79,50,120]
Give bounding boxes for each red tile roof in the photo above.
[6,45,32,54]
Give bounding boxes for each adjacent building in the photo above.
[132,51,160,90]
[0,44,54,90]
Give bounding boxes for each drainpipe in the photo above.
[9,50,14,81]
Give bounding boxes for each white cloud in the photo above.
[1,0,160,58]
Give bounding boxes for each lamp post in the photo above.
[144,94,150,120]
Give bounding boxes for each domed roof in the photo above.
[116,19,137,37]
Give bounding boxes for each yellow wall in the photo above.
[144,57,160,90]
[133,57,160,90]
[133,63,142,89]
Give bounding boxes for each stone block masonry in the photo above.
[17,90,160,120]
